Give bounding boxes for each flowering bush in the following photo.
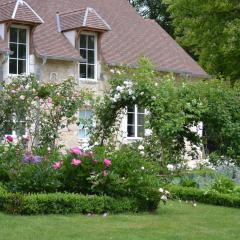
[0,74,91,149]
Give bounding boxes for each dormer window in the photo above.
[79,32,97,81]
[9,26,29,75]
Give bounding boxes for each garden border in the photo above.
[169,185,240,208]
[0,187,141,215]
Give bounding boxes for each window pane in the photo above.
[79,129,86,139]
[128,106,135,113]
[88,50,95,64]
[80,64,87,78]
[127,126,135,137]
[16,121,26,136]
[18,60,26,74]
[80,35,87,48]
[18,44,26,59]
[138,126,144,137]
[87,65,95,79]
[10,43,17,58]
[138,114,144,125]
[19,29,27,43]
[9,59,17,74]
[138,107,145,114]
[85,110,93,119]
[10,28,17,42]
[80,49,87,61]
[128,113,135,125]
[88,35,94,49]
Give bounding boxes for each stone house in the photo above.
[0,0,207,148]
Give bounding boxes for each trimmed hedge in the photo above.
[169,185,240,208]
[0,186,160,215]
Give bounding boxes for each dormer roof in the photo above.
[58,7,111,32]
[0,0,208,77]
[0,0,43,24]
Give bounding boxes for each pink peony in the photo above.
[53,161,62,170]
[102,170,108,177]
[104,159,112,167]
[6,135,14,142]
[70,147,83,155]
[71,159,82,166]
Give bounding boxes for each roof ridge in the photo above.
[59,8,86,16]
[0,1,15,7]
[11,0,44,23]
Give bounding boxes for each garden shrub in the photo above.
[169,185,240,208]
[211,176,235,194]
[1,191,139,215]
[57,144,160,211]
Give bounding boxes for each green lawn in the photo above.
[0,201,239,240]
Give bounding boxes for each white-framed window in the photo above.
[2,114,26,139]
[127,105,146,138]
[8,25,29,75]
[79,109,94,140]
[79,32,97,81]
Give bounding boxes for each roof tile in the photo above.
[0,0,208,77]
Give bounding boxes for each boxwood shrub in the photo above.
[169,185,240,208]
[0,185,160,215]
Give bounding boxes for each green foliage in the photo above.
[129,0,174,35]
[93,59,207,167]
[211,176,235,194]
[58,145,160,211]
[192,80,240,165]
[169,185,240,208]
[7,161,62,194]
[0,75,89,149]
[164,0,240,81]
[1,191,138,215]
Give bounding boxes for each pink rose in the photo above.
[48,97,52,104]
[70,147,83,155]
[71,159,82,166]
[53,161,62,170]
[104,159,112,167]
[102,170,108,177]
[6,135,14,142]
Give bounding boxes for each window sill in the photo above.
[79,78,98,84]
[126,137,144,141]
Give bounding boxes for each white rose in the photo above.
[159,188,164,193]
[167,164,175,171]
[161,195,168,202]
[138,145,144,151]
[145,129,153,137]
[151,96,156,101]
[140,151,145,156]
[116,86,124,93]
[19,95,25,100]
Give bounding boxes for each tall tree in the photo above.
[129,0,174,35]
[164,0,240,81]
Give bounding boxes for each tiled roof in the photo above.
[0,0,208,77]
[59,8,111,32]
[0,0,43,24]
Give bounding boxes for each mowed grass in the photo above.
[0,201,240,240]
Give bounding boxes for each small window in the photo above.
[79,33,97,80]
[9,27,28,75]
[127,105,145,138]
[1,114,26,138]
[79,110,93,139]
